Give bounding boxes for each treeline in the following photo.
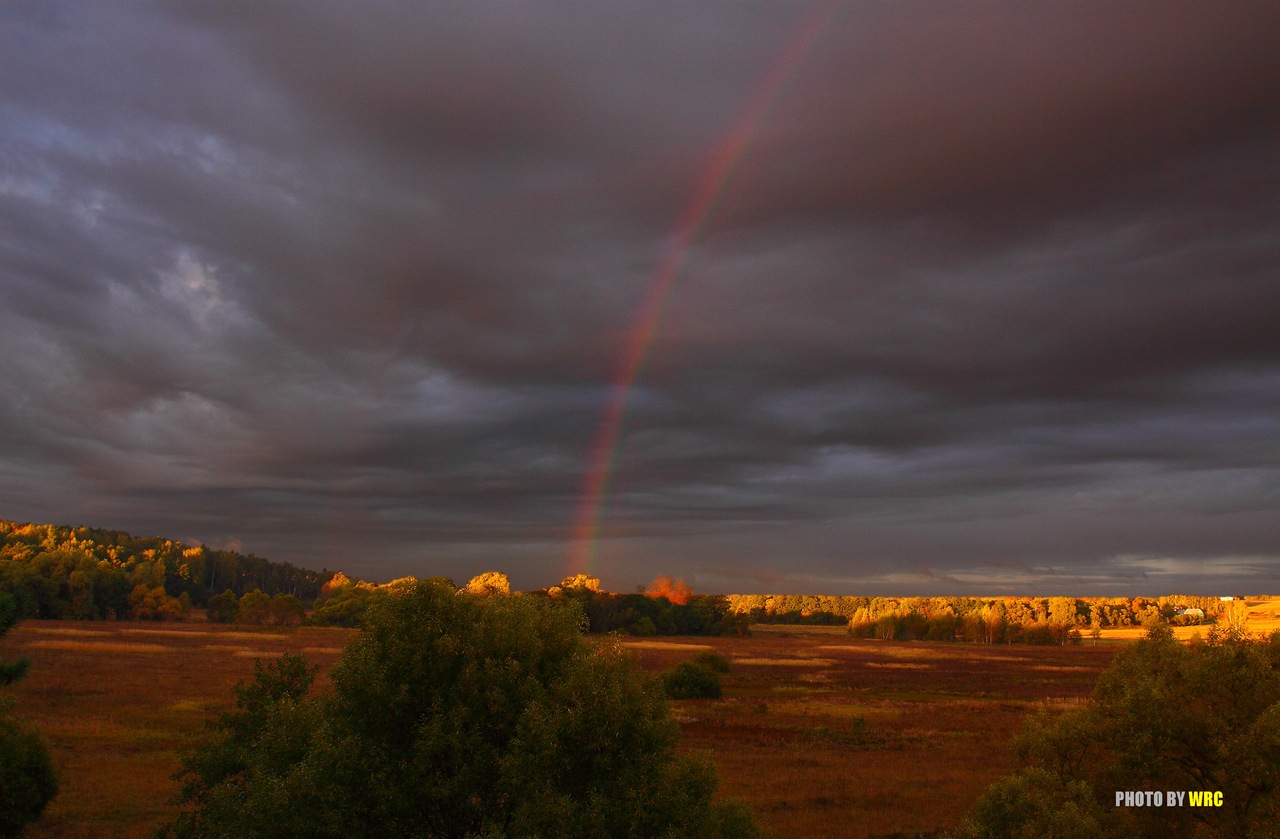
[0,519,1246,642]
[0,520,334,620]
[562,589,750,637]
[725,594,1230,643]
[305,572,752,636]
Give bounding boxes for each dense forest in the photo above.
[0,520,333,621]
[0,521,750,635]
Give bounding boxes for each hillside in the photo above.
[0,520,335,620]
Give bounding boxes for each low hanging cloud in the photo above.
[2,1,1278,594]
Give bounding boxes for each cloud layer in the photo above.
[3,1,1279,593]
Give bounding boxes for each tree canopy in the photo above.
[0,520,334,618]
[463,570,510,596]
[960,625,1280,838]
[164,580,757,838]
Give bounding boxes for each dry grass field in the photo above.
[0,621,352,839]
[1097,598,1280,641]
[622,630,1113,838]
[0,618,1137,839]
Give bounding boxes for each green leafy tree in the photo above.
[0,593,58,837]
[205,590,238,624]
[691,652,732,674]
[0,594,29,690]
[127,584,184,620]
[234,589,271,625]
[961,625,1280,838]
[164,580,757,838]
[958,767,1103,839]
[265,594,304,627]
[305,584,375,628]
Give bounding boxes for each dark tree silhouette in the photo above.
[0,592,58,838]
[164,580,758,838]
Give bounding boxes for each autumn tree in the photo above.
[127,584,185,620]
[163,580,758,838]
[646,575,692,606]
[0,592,58,837]
[559,574,601,592]
[314,571,352,604]
[463,570,510,595]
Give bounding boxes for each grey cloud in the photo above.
[1,1,1278,592]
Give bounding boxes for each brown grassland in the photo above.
[3,601,1276,838]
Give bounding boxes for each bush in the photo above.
[692,651,732,673]
[266,594,304,626]
[205,590,238,624]
[0,707,61,839]
[164,580,756,838]
[630,616,657,636]
[1021,624,1055,645]
[234,589,271,625]
[663,662,723,700]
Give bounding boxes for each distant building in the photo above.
[1220,596,1235,601]
[1175,608,1204,619]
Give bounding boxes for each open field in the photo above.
[0,619,1131,838]
[1096,598,1280,640]
[622,632,1114,837]
[8,606,1280,837]
[0,622,352,839]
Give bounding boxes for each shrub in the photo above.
[163,580,756,838]
[205,590,238,624]
[692,651,732,673]
[662,661,723,700]
[1021,624,1055,645]
[630,616,657,636]
[234,589,271,625]
[266,594,304,626]
[0,709,60,839]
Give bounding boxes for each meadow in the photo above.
[1,619,1147,838]
[6,602,1279,838]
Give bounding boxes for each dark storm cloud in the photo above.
[2,1,1278,593]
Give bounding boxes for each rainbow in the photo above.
[567,0,844,578]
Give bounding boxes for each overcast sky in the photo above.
[3,1,1279,595]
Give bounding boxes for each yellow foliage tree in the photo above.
[464,571,510,596]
